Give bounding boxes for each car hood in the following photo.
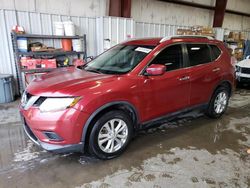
[27,67,116,96]
[236,59,250,68]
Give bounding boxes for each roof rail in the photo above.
[160,35,214,43]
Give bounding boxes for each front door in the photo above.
[140,44,190,122]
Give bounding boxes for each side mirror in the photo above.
[87,56,94,62]
[145,64,166,76]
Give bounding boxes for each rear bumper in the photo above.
[22,118,84,153]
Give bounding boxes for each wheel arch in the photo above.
[81,101,140,151]
[210,80,233,101]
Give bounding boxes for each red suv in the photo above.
[20,36,235,159]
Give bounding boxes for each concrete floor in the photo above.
[0,86,249,188]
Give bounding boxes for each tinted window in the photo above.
[210,45,221,61]
[187,44,211,66]
[150,44,183,72]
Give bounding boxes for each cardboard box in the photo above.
[228,32,240,41]
[177,26,214,37]
[239,32,245,40]
[177,29,184,35]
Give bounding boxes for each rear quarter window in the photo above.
[187,44,211,66]
[209,45,221,61]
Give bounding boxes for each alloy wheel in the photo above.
[214,92,228,114]
[98,118,128,153]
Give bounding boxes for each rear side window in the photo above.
[209,45,221,61]
[187,44,211,66]
[150,44,183,72]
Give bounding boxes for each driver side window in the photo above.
[150,44,183,72]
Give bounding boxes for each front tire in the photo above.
[206,86,230,118]
[88,110,133,160]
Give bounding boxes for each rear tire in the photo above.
[206,86,230,118]
[88,110,133,160]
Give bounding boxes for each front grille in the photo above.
[33,97,46,107]
[241,67,250,74]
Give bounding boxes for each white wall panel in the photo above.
[96,17,135,55]
[131,0,250,31]
[227,0,250,15]
[132,0,213,27]
[0,10,17,77]
[0,0,107,17]
[223,13,250,30]
[135,22,190,38]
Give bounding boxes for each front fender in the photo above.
[80,100,140,143]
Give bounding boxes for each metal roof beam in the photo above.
[159,0,250,17]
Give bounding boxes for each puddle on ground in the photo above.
[77,148,250,188]
[0,87,249,187]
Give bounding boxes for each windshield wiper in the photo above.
[85,69,103,74]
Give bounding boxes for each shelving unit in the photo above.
[20,68,58,73]
[11,32,87,94]
[18,51,85,57]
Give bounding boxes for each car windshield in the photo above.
[83,44,155,74]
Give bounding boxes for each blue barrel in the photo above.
[0,74,14,103]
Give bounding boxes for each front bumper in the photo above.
[20,106,90,153]
[22,118,84,153]
[236,72,250,82]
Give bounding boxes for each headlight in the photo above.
[39,97,81,112]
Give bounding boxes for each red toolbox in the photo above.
[41,59,57,68]
[20,57,37,69]
[20,57,57,69]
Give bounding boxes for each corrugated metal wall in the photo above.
[135,22,191,37]
[96,17,135,55]
[0,9,97,78]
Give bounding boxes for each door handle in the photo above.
[179,76,190,81]
[212,67,221,72]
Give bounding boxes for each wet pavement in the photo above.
[0,86,249,188]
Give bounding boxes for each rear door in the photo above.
[185,43,222,106]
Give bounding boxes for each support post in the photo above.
[213,0,228,27]
[109,0,131,18]
[109,0,122,17]
[122,0,131,18]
